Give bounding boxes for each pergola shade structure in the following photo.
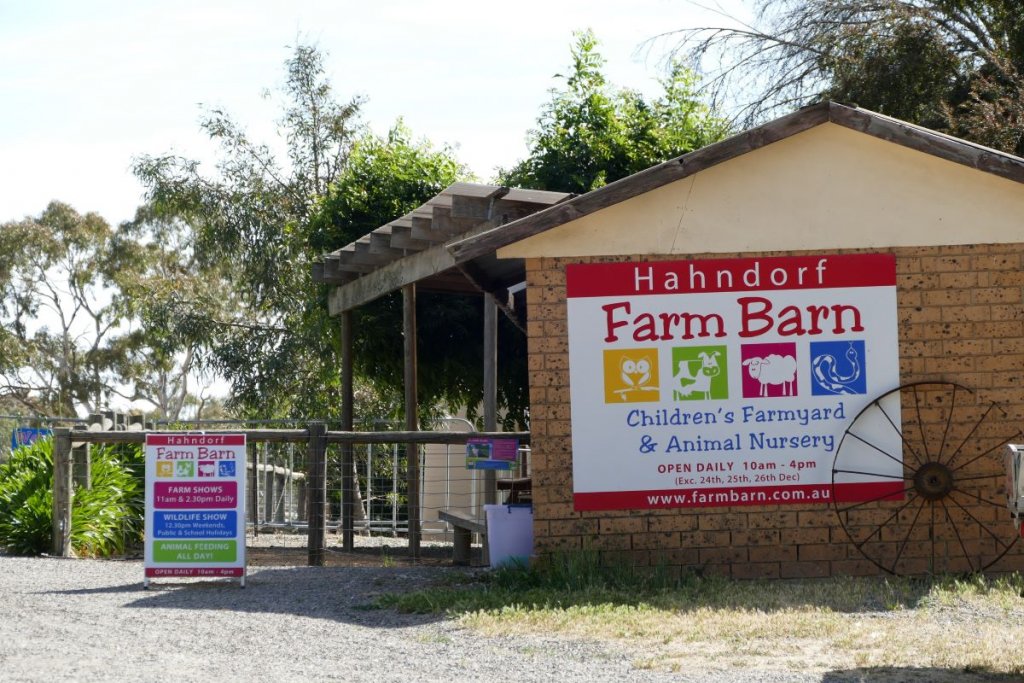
[314,182,572,322]
[312,182,569,556]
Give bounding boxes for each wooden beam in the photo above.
[409,215,449,243]
[456,261,525,334]
[328,242,457,314]
[432,205,483,236]
[828,102,1024,185]
[450,190,509,220]
[353,237,401,266]
[314,258,360,284]
[390,225,430,250]
[331,247,375,274]
[369,228,406,257]
[444,182,506,199]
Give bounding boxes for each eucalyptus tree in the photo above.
[662,0,1024,153]
[0,203,131,415]
[134,44,365,418]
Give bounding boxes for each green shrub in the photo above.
[0,437,144,556]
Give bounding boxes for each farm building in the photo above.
[315,101,1024,577]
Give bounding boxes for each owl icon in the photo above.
[620,356,652,391]
[603,350,660,402]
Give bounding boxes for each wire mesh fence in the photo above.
[4,414,530,561]
[0,415,87,462]
[241,417,530,549]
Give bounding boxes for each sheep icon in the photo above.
[742,354,797,397]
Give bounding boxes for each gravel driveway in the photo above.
[4,554,1013,683]
[0,554,758,683]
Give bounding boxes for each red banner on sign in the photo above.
[153,481,237,509]
[567,253,896,298]
[145,567,244,577]
[573,481,903,511]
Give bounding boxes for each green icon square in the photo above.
[670,346,728,401]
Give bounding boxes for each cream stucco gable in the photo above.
[496,122,1024,259]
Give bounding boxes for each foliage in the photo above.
[134,46,481,422]
[0,438,143,556]
[499,30,731,194]
[0,201,206,420]
[0,202,119,415]
[305,120,530,426]
[134,44,364,419]
[663,0,1024,154]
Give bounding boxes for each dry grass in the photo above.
[385,562,1024,677]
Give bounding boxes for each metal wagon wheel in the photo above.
[831,381,1020,575]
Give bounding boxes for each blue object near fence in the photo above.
[11,427,52,451]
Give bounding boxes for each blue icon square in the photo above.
[810,340,867,396]
[218,461,236,477]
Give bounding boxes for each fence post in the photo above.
[306,421,327,566]
[51,428,73,557]
[71,424,90,489]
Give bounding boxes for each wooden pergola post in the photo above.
[404,284,420,559]
[340,310,355,551]
[483,294,498,502]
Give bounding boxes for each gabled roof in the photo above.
[448,101,1024,261]
[315,101,1024,315]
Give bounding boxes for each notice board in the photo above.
[566,253,901,510]
[144,433,247,585]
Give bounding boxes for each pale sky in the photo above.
[0,0,748,227]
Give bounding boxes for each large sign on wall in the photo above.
[566,253,902,510]
[144,434,247,585]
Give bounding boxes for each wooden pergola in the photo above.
[312,182,571,555]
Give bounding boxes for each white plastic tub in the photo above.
[484,503,533,568]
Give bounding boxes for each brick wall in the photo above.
[526,245,1024,578]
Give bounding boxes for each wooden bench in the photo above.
[438,509,486,565]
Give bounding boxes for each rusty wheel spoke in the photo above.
[835,484,914,514]
[948,486,1012,511]
[940,499,977,573]
[951,431,1024,474]
[845,431,914,472]
[849,494,920,548]
[946,492,1012,551]
[832,468,909,481]
[912,384,931,463]
[891,496,927,573]
[875,400,924,467]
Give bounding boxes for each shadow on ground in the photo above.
[822,666,1024,682]
[46,564,476,628]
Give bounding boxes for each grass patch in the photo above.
[378,551,1024,676]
